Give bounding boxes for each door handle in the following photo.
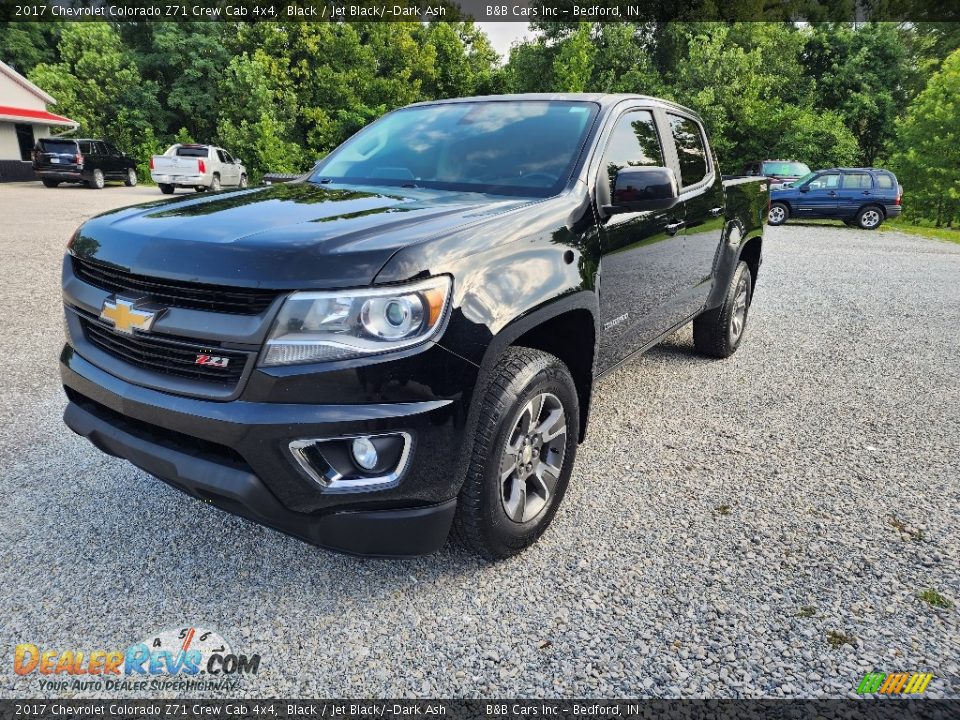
[828,190,838,196]
[709,206,724,217]
[665,220,685,235]
[862,191,872,195]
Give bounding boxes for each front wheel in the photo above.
[693,260,753,358]
[767,202,788,226]
[239,174,248,188]
[856,206,884,230]
[452,347,579,560]
[124,168,137,187]
[88,169,105,189]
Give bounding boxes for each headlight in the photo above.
[260,276,452,366]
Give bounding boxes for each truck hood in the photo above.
[72,182,532,289]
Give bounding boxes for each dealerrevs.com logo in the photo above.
[13,626,261,692]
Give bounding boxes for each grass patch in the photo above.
[881,220,960,244]
[795,606,817,618]
[826,630,856,649]
[918,588,953,609]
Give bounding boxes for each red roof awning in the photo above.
[0,105,77,126]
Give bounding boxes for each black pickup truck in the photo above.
[60,94,768,559]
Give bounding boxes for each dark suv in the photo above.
[768,168,903,229]
[34,138,138,189]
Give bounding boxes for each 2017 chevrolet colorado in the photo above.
[60,94,768,559]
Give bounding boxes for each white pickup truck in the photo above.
[150,144,247,194]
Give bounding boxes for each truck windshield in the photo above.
[762,161,810,177]
[309,101,599,197]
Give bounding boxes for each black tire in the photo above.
[210,173,221,192]
[41,179,60,188]
[856,205,884,230]
[693,260,753,359]
[767,202,789,226]
[159,184,174,195]
[88,168,105,189]
[452,347,579,560]
[124,168,137,187]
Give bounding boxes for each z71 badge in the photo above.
[195,354,230,368]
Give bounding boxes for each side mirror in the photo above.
[603,166,679,214]
[799,185,809,193]
[235,159,243,165]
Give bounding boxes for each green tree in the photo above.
[888,49,960,227]
[801,23,909,165]
[215,51,304,180]
[552,23,594,92]
[0,22,61,74]
[28,24,160,163]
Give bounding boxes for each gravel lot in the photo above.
[0,182,957,699]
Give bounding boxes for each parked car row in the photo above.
[32,137,246,195]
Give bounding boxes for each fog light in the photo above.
[351,437,379,470]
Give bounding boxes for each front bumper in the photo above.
[60,344,478,556]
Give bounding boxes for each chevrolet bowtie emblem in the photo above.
[99,297,165,335]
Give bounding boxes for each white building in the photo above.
[0,60,77,182]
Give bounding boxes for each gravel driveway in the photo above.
[0,182,957,699]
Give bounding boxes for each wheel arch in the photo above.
[474,292,599,444]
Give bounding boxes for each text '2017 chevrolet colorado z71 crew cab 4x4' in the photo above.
[61,94,768,559]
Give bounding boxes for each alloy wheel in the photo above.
[861,209,881,228]
[768,205,785,224]
[500,392,567,524]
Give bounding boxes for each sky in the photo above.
[475,22,535,57]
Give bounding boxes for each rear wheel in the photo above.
[856,206,884,230]
[124,168,138,187]
[41,179,60,188]
[158,183,174,195]
[767,202,788,226]
[210,174,221,192]
[693,261,752,359]
[452,347,579,560]
[88,169,105,190]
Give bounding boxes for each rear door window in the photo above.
[78,141,93,154]
[667,114,709,187]
[841,172,872,190]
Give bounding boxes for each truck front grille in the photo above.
[80,316,248,387]
[72,255,278,315]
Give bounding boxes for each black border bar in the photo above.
[2,0,959,23]
[1,700,959,720]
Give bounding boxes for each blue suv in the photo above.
[767,168,902,229]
